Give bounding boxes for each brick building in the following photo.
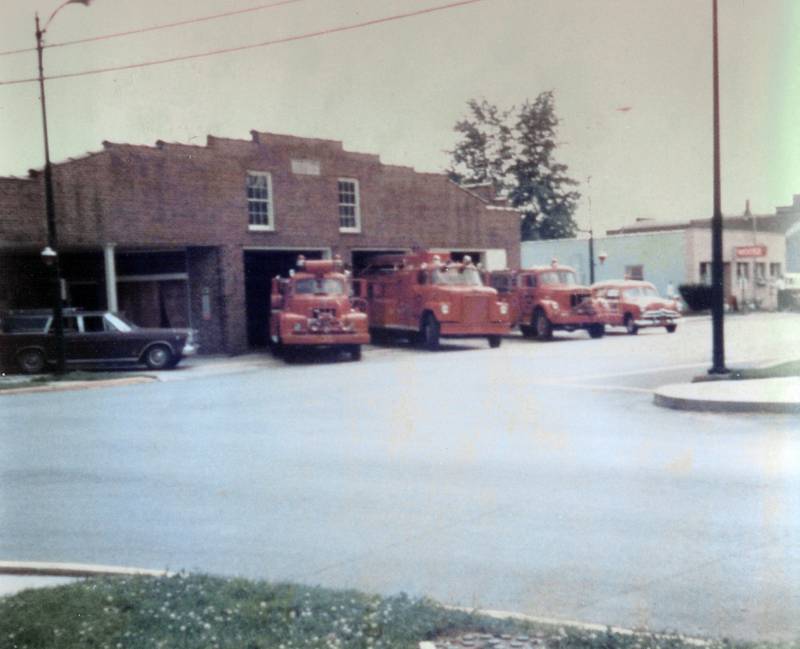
[0,131,520,353]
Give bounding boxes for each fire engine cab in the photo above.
[357,251,510,350]
[486,261,605,340]
[269,256,369,360]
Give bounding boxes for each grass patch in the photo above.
[0,370,146,390]
[0,573,746,649]
[731,360,800,380]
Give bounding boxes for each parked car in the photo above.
[591,280,680,334]
[0,308,197,374]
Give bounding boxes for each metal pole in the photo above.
[36,13,66,374]
[709,0,727,374]
[588,230,595,284]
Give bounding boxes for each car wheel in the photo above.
[666,324,677,333]
[488,335,502,348]
[18,348,46,375]
[624,314,639,335]
[349,344,362,361]
[421,313,440,351]
[533,309,553,340]
[144,344,173,370]
[520,324,535,338]
[588,323,605,339]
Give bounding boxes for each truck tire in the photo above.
[18,348,46,374]
[533,309,553,340]
[520,324,535,338]
[666,324,677,333]
[588,323,605,339]
[421,313,440,350]
[349,345,362,361]
[624,314,639,335]
[488,335,502,348]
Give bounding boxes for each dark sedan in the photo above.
[0,309,197,374]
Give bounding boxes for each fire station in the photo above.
[0,131,520,353]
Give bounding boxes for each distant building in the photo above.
[0,131,520,353]
[521,199,799,310]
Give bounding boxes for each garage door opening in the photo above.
[244,250,324,347]
[351,250,407,276]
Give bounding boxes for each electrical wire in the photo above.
[0,0,488,87]
[0,0,306,57]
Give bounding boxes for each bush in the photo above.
[678,283,712,311]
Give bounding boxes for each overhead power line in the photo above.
[0,0,306,58]
[0,0,489,87]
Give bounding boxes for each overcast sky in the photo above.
[1,0,798,233]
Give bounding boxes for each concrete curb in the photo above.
[0,376,156,396]
[0,560,172,579]
[441,606,711,646]
[653,377,800,414]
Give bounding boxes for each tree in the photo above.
[448,92,580,240]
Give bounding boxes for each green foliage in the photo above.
[449,93,580,241]
[678,283,713,311]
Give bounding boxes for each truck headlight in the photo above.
[293,322,303,333]
[441,303,450,315]
[499,302,509,315]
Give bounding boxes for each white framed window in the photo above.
[247,171,274,230]
[338,178,360,232]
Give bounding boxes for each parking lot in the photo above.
[2,312,800,641]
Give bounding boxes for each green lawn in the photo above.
[0,573,751,649]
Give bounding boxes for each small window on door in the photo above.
[82,315,107,332]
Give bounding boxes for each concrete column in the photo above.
[104,243,118,312]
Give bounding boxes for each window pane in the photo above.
[247,172,272,227]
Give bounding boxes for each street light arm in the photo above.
[44,0,91,31]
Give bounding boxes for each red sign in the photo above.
[735,245,767,258]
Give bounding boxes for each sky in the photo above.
[1,0,798,234]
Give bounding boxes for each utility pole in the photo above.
[709,0,728,374]
[36,12,66,374]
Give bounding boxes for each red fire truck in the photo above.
[269,257,369,360]
[357,251,511,350]
[485,261,605,340]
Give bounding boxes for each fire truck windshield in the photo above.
[431,266,484,287]
[294,278,346,295]
[539,270,578,286]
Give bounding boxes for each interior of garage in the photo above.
[243,250,324,347]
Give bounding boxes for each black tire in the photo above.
[18,348,46,375]
[520,324,535,338]
[533,309,553,340]
[666,324,677,333]
[270,337,284,358]
[349,345,362,361]
[488,335,502,348]
[588,323,605,339]
[624,314,639,335]
[421,313,440,350]
[144,344,173,370]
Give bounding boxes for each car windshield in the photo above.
[539,270,578,285]
[430,266,484,287]
[623,286,659,298]
[294,278,346,295]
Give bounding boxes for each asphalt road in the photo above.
[2,312,799,641]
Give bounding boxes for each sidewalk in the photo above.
[654,376,800,414]
[0,352,276,395]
